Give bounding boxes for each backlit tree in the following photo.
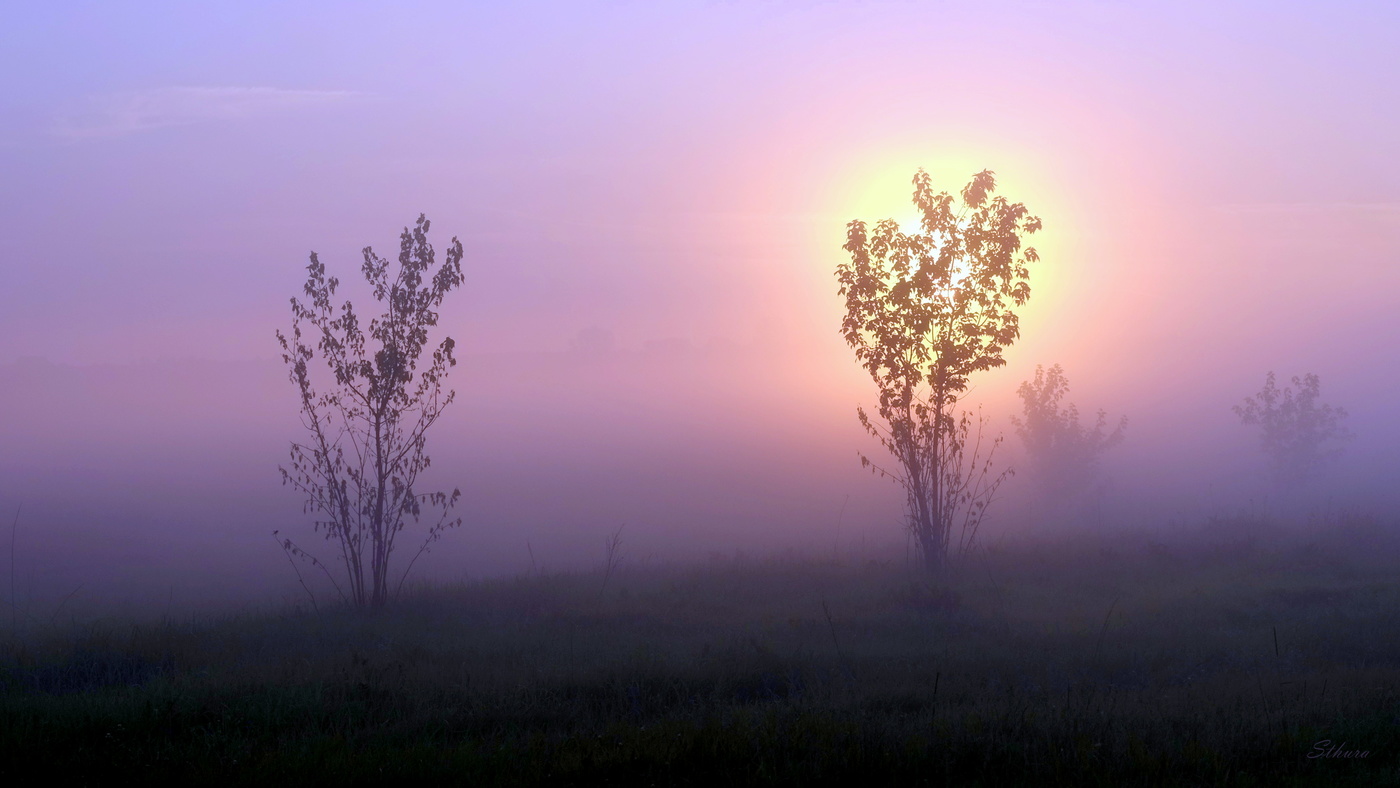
[837,169,1042,573]
[276,214,465,609]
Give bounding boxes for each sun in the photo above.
[834,154,984,231]
[826,144,1056,241]
[821,146,1065,345]
[832,156,1014,288]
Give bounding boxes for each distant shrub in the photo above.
[1011,363,1126,504]
[1234,372,1351,487]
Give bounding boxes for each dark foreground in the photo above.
[4,517,1400,786]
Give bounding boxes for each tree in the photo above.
[1234,371,1351,487]
[275,214,465,609]
[837,169,1042,573]
[1011,364,1126,504]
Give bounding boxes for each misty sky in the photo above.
[1,2,1397,611]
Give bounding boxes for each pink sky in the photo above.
[1,2,1396,610]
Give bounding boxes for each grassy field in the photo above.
[4,515,1400,786]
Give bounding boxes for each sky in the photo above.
[1,2,1397,612]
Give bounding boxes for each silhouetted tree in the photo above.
[276,214,465,609]
[837,169,1042,573]
[1011,364,1126,504]
[1234,372,1351,487]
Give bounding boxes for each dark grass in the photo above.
[4,517,1400,785]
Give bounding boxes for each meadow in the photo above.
[4,512,1399,786]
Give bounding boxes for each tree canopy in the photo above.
[838,170,1042,415]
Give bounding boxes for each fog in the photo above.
[2,2,1398,616]
[3,338,1394,614]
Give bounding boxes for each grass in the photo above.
[4,516,1400,785]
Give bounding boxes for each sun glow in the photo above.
[821,146,1069,385]
[834,150,1053,232]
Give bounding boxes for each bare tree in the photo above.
[837,169,1042,573]
[1234,371,1351,488]
[597,524,625,606]
[275,214,465,609]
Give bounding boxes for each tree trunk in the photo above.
[920,530,943,573]
[925,403,946,575]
